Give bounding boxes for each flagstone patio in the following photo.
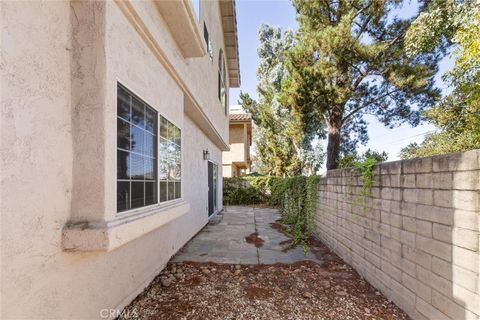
[172,206,322,264]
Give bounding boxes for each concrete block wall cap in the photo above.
[326,149,480,175]
[62,201,189,252]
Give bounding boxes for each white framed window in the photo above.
[203,22,213,61]
[117,84,158,213]
[218,50,227,114]
[159,116,182,202]
[116,83,182,213]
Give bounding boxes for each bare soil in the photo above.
[120,240,409,320]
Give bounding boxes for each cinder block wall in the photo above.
[315,150,479,320]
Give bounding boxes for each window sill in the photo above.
[62,201,189,252]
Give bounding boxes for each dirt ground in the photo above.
[120,239,409,320]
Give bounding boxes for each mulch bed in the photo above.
[119,241,409,320]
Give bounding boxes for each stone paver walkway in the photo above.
[172,206,322,264]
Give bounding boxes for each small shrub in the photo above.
[223,177,262,205]
[223,176,281,205]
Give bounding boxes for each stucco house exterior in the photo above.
[1,0,240,318]
[222,109,252,177]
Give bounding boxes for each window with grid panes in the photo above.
[117,84,158,213]
[159,116,181,202]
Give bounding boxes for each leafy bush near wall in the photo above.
[223,175,320,251]
[223,176,281,205]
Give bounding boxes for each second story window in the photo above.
[218,50,227,114]
[203,23,213,61]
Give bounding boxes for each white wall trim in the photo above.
[62,201,189,252]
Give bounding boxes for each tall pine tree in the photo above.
[282,0,440,169]
[240,25,324,176]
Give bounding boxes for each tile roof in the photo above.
[229,113,252,122]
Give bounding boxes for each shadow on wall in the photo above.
[439,150,479,320]
[314,149,479,320]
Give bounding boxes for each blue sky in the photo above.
[229,0,454,167]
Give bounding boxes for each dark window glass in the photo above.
[117,88,131,121]
[132,97,145,128]
[117,118,130,150]
[117,84,157,212]
[168,182,175,200]
[145,108,156,133]
[203,23,213,60]
[145,182,157,206]
[117,150,130,180]
[145,158,154,180]
[130,182,144,209]
[117,182,130,213]
[203,23,208,46]
[160,181,168,202]
[175,182,181,199]
[218,51,227,114]
[160,116,168,138]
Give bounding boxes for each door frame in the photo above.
[207,160,219,218]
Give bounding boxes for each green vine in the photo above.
[352,156,379,213]
[354,157,378,198]
[337,149,386,204]
[274,176,319,254]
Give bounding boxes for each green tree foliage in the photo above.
[404,0,475,56]
[401,2,480,159]
[281,0,440,170]
[223,176,281,205]
[240,25,325,176]
[337,148,388,168]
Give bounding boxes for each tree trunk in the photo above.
[326,126,341,170]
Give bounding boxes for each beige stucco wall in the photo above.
[222,163,239,178]
[1,0,226,318]
[223,164,233,177]
[223,123,249,170]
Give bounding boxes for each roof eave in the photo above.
[220,0,241,88]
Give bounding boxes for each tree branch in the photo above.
[355,16,372,40]
[341,88,401,124]
[323,0,333,23]
[350,66,368,91]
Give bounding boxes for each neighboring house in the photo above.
[223,111,252,177]
[0,0,240,319]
